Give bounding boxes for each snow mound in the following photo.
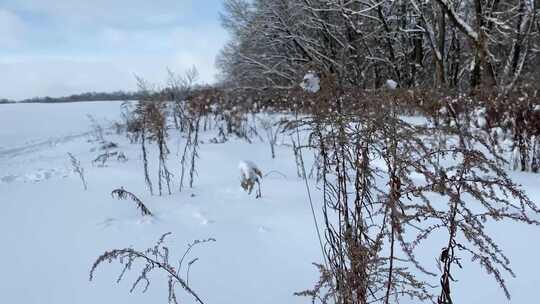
[239,160,262,182]
[300,71,320,93]
[239,160,263,197]
[385,79,398,90]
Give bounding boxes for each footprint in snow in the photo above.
[0,174,18,184]
[258,226,271,233]
[24,168,69,183]
[97,216,155,228]
[97,218,117,228]
[1,168,69,184]
[192,211,215,225]
[136,216,155,225]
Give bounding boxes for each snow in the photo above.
[385,79,398,90]
[473,107,487,128]
[239,160,261,183]
[0,101,123,152]
[300,72,320,93]
[1,101,539,304]
[0,101,321,304]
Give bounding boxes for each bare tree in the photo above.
[218,0,539,92]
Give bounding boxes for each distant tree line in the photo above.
[0,87,208,104]
[217,0,539,93]
[15,91,141,104]
[1,69,205,104]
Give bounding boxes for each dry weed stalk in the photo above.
[113,77,540,303]
[291,137,305,179]
[258,115,283,158]
[189,116,201,189]
[179,119,193,192]
[130,77,174,196]
[141,109,155,195]
[92,151,118,167]
[111,187,152,216]
[277,86,540,304]
[90,232,214,304]
[148,102,173,196]
[87,114,105,144]
[177,108,202,191]
[68,152,87,190]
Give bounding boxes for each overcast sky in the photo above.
[0,0,227,100]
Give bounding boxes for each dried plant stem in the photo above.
[90,233,214,304]
[141,121,154,195]
[189,116,201,188]
[111,187,152,216]
[68,153,87,190]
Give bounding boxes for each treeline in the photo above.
[2,88,204,104]
[217,0,539,93]
[4,68,204,104]
[210,2,540,303]
[16,91,140,104]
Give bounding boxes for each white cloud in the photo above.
[0,1,228,100]
[0,42,226,100]
[98,24,228,50]
[3,0,194,28]
[0,10,26,48]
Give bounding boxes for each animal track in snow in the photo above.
[97,218,117,228]
[192,211,215,225]
[0,175,18,183]
[258,226,271,233]
[0,132,91,159]
[0,168,69,184]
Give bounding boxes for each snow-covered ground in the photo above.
[1,101,539,303]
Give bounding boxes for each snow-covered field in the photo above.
[1,101,539,303]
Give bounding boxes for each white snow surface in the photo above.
[1,101,539,304]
